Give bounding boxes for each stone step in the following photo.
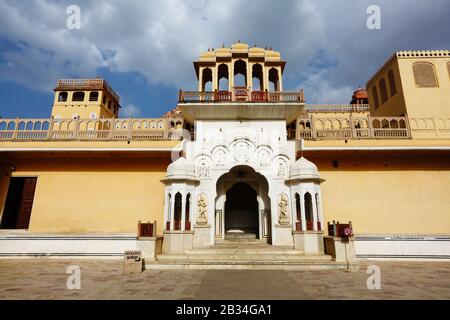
[156,253,333,262]
[185,248,305,255]
[224,232,258,240]
[145,259,356,270]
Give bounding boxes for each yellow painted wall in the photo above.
[368,60,408,117]
[310,155,450,234]
[0,157,170,235]
[52,90,117,119]
[398,58,450,118]
[367,54,450,118]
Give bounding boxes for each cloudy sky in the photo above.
[0,0,449,118]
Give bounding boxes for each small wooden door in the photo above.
[15,178,37,229]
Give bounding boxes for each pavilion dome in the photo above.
[289,157,320,180]
[165,157,196,180]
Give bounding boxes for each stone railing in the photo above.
[408,118,450,139]
[305,104,370,113]
[297,115,410,140]
[296,115,450,140]
[0,118,183,142]
[179,88,305,103]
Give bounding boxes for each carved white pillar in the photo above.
[317,191,324,229]
[291,193,297,231]
[228,62,234,92]
[246,61,252,91]
[312,191,318,231]
[300,193,306,231]
[181,193,186,231]
[278,67,283,91]
[198,67,203,92]
[170,192,175,231]
[163,191,169,228]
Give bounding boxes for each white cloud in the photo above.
[121,104,141,117]
[0,0,449,103]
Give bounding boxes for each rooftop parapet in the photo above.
[54,79,120,103]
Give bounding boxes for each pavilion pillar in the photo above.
[312,193,318,231]
[246,61,252,91]
[198,67,203,92]
[170,194,175,231]
[300,193,306,231]
[181,193,186,231]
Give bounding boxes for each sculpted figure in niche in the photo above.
[196,194,208,225]
[278,194,290,225]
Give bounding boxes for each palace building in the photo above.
[0,43,449,267]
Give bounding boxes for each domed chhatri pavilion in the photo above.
[0,43,449,267]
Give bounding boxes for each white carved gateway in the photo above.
[163,105,321,247]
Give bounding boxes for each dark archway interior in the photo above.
[225,182,258,234]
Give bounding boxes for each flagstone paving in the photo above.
[0,259,449,299]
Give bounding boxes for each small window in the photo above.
[413,62,438,88]
[372,86,380,109]
[58,92,68,102]
[90,112,97,119]
[388,70,397,96]
[379,78,388,104]
[109,103,112,110]
[103,95,107,104]
[89,92,99,102]
[73,92,85,102]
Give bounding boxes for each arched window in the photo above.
[218,64,229,91]
[413,62,438,87]
[89,91,99,102]
[58,92,68,102]
[379,78,388,104]
[295,193,301,222]
[269,68,279,91]
[174,193,182,230]
[185,193,191,230]
[252,64,263,91]
[73,92,85,102]
[167,193,172,230]
[372,86,380,109]
[304,192,313,230]
[315,193,321,230]
[234,60,247,87]
[202,68,213,91]
[388,70,397,96]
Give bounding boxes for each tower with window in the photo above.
[51,79,121,120]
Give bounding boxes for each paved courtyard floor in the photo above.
[0,259,449,299]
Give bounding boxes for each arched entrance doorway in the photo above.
[215,165,271,242]
[225,182,258,234]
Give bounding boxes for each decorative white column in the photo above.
[300,193,306,231]
[277,67,283,91]
[317,192,324,230]
[228,62,234,92]
[291,194,297,231]
[246,62,252,91]
[198,67,203,91]
[181,193,186,231]
[312,192,318,231]
[170,193,175,231]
